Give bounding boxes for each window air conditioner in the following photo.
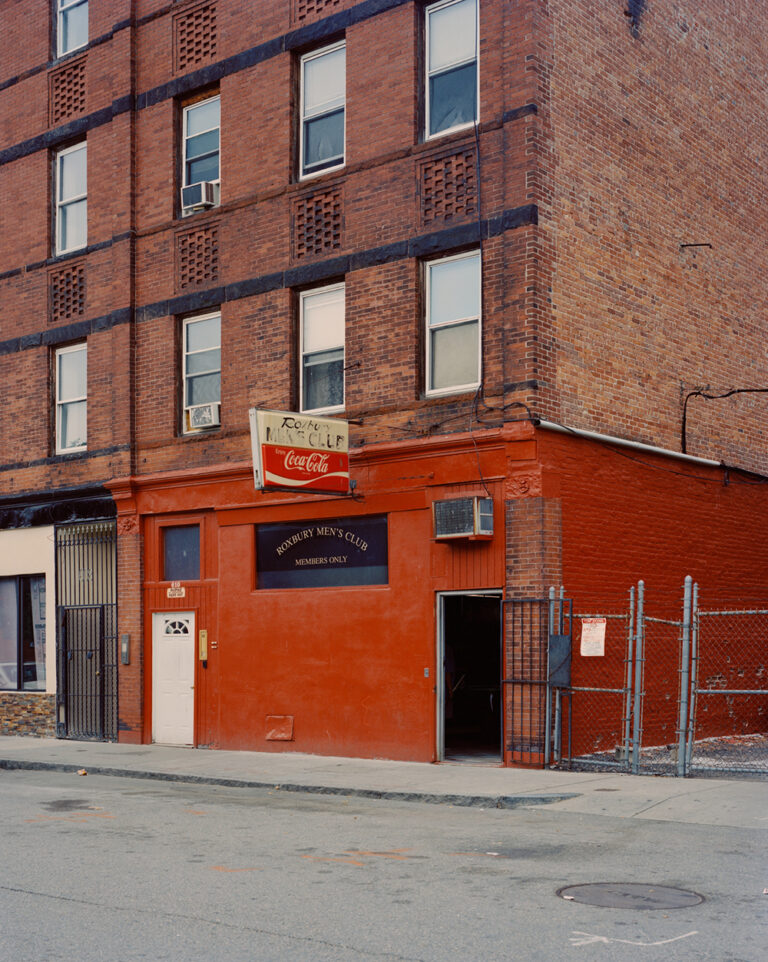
[433,497,494,540]
[181,181,216,211]
[186,402,220,431]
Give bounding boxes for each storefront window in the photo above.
[0,575,46,691]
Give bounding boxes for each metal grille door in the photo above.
[55,521,118,740]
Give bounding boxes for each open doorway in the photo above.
[438,592,502,763]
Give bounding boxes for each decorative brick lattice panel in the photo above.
[293,188,343,260]
[175,2,217,73]
[177,226,219,290]
[421,149,478,224]
[293,0,343,25]
[49,58,87,126]
[50,264,86,323]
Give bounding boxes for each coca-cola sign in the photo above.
[249,409,350,493]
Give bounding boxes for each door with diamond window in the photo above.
[152,612,195,745]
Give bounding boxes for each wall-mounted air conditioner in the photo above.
[185,402,220,431]
[433,497,494,540]
[181,181,217,212]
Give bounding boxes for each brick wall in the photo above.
[540,0,768,474]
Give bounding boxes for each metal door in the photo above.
[57,604,117,739]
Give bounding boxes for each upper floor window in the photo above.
[426,0,478,138]
[0,575,46,692]
[425,250,481,395]
[183,313,221,432]
[181,96,220,214]
[55,342,87,453]
[58,0,88,56]
[300,284,345,413]
[55,142,87,254]
[300,41,346,179]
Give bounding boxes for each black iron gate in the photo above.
[504,597,573,766]
[55,521,118,740]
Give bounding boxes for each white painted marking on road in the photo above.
[569,930,698,947]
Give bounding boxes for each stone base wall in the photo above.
[0,693,56,736]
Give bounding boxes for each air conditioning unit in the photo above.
[433,497,494,540]
[181,181,216,212]
[185,402,220,431]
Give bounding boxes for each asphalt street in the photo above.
[1,767,766,961]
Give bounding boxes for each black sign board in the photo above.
[257,516,388,589]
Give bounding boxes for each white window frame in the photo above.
[182,95,221,212]
[57,0,88,57]
[425,250,482,397]
[299,283,346,414]
[55,342,87,454]
[55,142,87,255]
[182,312,221,433]
[299,41,346,180]
[425,0,479,140]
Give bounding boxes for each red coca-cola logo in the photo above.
[284,450,330,475]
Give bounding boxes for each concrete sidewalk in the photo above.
[1,735,765,829]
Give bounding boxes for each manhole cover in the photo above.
[557,883,704,909]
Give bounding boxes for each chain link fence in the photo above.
[548,580,768,777]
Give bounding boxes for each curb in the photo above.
[0,758,580,809]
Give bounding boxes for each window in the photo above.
[183,313,221,432]
[55,342,87,453]
[300,41,346,178]
[163,526,200,581]
[56,142,87,254]
[0,576,46,691]
[57,0,88,57]
[300,284,345,412]
[182,96,220,212]
[425,251,481,394]
[426,0,478,138]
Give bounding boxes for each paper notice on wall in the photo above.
[580,618,606,656]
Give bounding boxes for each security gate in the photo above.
[55,521,118,740]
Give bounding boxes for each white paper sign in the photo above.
[580,618,606,656]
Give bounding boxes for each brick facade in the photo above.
[0,1,765,759]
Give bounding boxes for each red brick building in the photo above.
[1,0,766,763]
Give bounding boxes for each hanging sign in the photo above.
[580,618,606,656]
[249,409,349,494]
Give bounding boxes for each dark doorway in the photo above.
[441,594,501,762]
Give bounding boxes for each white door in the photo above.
[152,612,195,745]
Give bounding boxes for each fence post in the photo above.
[686,582,699,773]
[631,580,645,774]
[554,587,565,764]
[622,585,635,766]
[677,576,693,776]
[545,587,554,767]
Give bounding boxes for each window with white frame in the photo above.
[182,96,220,212]
[183,313,221,432]
[426,0,478,138]
[425,250,481,394]
[55,142,87,254]
[57,0,88,57]
[0,575,46,691]
[300,42,346,178]
[300,284,345,412]
[55,342,87,453]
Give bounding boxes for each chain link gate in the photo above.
[687,597,768,776]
